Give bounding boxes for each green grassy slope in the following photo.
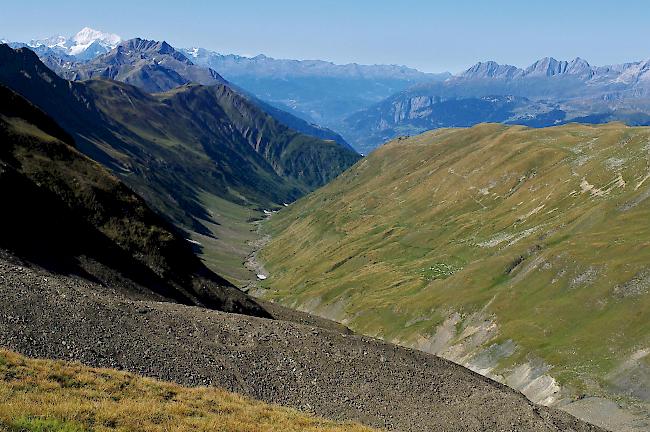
[260,123,650,410]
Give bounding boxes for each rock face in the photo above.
[461,61,522,79]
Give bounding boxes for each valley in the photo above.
[0,11,648,431]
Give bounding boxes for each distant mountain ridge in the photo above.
[346,55,650,152]
[180,47,450,145]
[183,47,446,80]
[459,57,595,80]
[9,27,121,61]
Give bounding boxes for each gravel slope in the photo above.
[0,250,602,432]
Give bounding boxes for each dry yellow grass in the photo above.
[0,349,376,432]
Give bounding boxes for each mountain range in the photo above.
[6,27,121,61]
[345,56,650,152]
[11,28,650,155]
[182,47,450,139]
[45,36,352,148]
[5,28,450,149]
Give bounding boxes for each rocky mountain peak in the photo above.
[524,57,566,77]
[111,38,192,65]
[523,56,594,78]
[461,61,522,79]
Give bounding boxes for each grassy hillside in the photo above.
[259,123,650,417]
[0,349,373,432]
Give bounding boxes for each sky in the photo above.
[2,0,650,73]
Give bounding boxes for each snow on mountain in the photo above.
[68,27,121,55]
[24,27,121,60]
[29,35,67,49]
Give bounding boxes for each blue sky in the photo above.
[2,0,649,72]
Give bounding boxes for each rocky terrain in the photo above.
[0,248,602,432]
[0,349,375,432]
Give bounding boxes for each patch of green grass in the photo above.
[190,191,263,287]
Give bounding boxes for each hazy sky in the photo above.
[2,0,649,73]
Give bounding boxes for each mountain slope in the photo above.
[50,38,350,147]
[0,60,603,432]
[0,83,267,317]
[0,44,360,237]
[259,123,650,431]
[348,56,650,151]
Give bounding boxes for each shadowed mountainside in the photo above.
[0,83,268,317]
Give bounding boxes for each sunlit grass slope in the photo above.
[260,123,650,400]
[0,349,374,432]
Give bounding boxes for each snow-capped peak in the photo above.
[71,27,121,47]
[23,27,122,59]
[68,27,121,56]
[29,35,67,49]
